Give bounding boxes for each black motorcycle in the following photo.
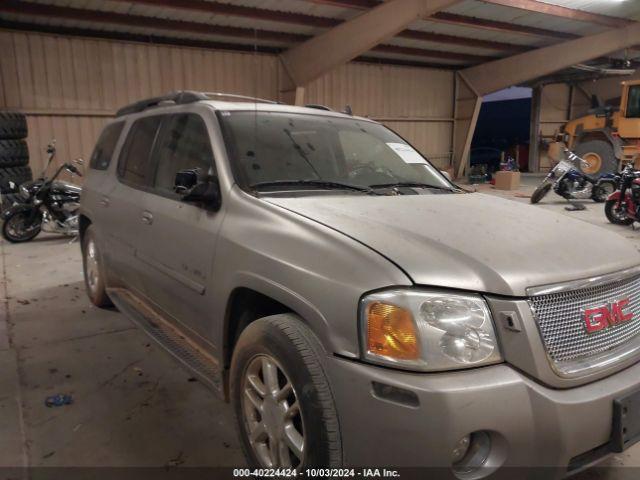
[530,149,617,204]
[1,141,83,243]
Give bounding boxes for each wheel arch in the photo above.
[222,276,333,398]
[78,214,92,244]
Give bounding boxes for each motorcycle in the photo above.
[1,141,83,243]
[530,149,617,204]
[604,161,640,226]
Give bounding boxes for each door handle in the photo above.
[141,211,153,225]
[98,196,110,207]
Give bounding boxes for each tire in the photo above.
[574,140,617,177]
[2,209,41,243]
[592,181,615,203]
[530,182,552,204]
[1,193,22,212]
[0,111,28,140]
[605,199,634,225]
[0,166,33,193]
[0,140,29,168]
[231,314,342,469]
[81,226,112,308]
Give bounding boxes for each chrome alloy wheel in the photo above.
[85,239,100,295]
[241,355,305,468]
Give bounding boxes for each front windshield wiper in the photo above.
[250,180,378,194]
[369,182,456,192]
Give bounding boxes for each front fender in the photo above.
[606,191,627,202]
[1,203,37,221]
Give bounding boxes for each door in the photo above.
[82,120,125,265]
[106,114,164,296]
[135,112,223,342]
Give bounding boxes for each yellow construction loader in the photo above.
[551,79,640,176]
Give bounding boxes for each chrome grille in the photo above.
[529,273,640,366]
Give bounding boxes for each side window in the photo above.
[117,116,163,188]
[153,114,216,195]
[90,122,124,170]
[628,86,640,119]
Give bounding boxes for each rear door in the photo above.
[107,114,163,296]
[135,111,223,341]
[81,120,125,247]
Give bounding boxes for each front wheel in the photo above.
[231,314,342,469]
[2,209,41,242]
[605,199,634,225]
[530,182,552,204]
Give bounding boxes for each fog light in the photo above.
[451,435,470,464]
[452,431,491,474]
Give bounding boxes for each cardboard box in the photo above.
[494,171,520,190]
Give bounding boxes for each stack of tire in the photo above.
[0,112,33,210]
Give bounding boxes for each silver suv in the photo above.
[81,91,640,476]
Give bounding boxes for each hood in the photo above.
[265,193,640,297]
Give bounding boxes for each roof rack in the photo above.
[201,92,280,104]
[115,90,280,117]
[304,104,332,111]
[115,91,208,117]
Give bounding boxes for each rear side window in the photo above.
[117,116,163,188]
[153,114,216,195]
[90,122,124,170]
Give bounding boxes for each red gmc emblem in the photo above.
[583,299,634,333]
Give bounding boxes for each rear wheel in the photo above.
[605,199,634,225]
[231,314,341,469]
[2,210,41,243]
[82,226,112,307]
[575,140,617,177]
[592,181,615,203]
[530,182,552,204]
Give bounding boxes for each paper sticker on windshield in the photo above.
[386,143,427,164]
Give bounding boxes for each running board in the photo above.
[108,288,223,394]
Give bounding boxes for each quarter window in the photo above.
[90,121,124,170]
[117,116,163,188]
[153,114,216,195]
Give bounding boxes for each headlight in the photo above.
[360,289,502,371]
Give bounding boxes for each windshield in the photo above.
[220,111,453,193]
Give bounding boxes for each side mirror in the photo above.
[174,169,221,211]
[74,157,84,166]
[174,169,199,194]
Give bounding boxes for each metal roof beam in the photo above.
[462,22,640,95]
[279,0,462,87]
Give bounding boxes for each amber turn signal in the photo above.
[366,301,420,360]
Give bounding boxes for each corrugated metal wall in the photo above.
[306,63,454,167]
[0,29,454,173]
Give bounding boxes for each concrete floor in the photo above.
[1,178,640,476]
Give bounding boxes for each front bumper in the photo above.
[325,355,640,475]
